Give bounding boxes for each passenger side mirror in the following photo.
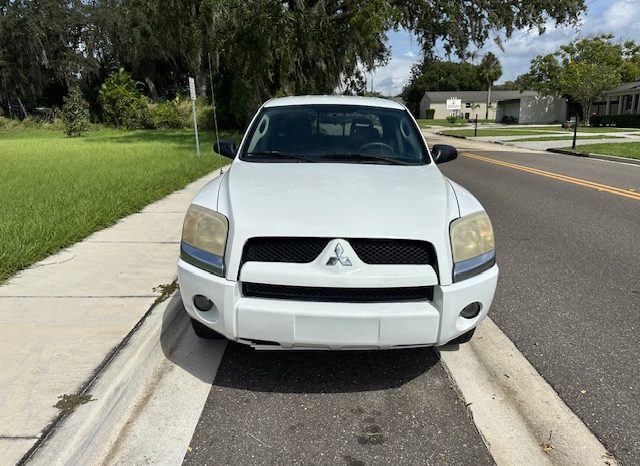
[432,144,457,164]
[213,139,237,159]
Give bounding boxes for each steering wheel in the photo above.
[356,141,394,154]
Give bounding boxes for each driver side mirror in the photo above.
[213,139,237,159]
[432,144,457,164]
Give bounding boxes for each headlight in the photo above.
[180,204,228,276]
[450,211,495,282]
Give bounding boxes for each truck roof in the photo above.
[263,95,406,110]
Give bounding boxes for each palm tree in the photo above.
[479,53,503,120]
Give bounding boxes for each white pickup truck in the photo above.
[177,95,498,350]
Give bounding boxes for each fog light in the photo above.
[460,302,481,319]
[193,295,214,312]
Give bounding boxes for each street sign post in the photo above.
[189,77,200,156]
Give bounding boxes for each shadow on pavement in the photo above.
[213,342,440,394]
[159,294,228,384]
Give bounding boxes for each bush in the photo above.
[62,85,89,136]
[590,113,640,128]
[446,115,458,123]
[0,116,20,129]
[150,97,188,128]
[425,108,435,119]
[98,69,152,129]
[21,116,42,128]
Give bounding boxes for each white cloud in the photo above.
[369,54,419,96]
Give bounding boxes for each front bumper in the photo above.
[177,259,498,350]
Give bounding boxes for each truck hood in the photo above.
[205,160,460,280]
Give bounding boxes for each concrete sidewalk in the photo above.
[0,169,223,465]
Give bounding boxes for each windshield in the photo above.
[240,104,428,165]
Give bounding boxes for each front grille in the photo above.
[349,239,434,265]
[242,282,434,303]
[241,237,436,267]
[242,237,329,264]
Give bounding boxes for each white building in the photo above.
[419,90,567,123]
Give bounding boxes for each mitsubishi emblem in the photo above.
[326,243,352,266]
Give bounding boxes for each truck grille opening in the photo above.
[242,283,434,303]
[242,237,329,264]
[241,237,436,267]
[349,239,434,265]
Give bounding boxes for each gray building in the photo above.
[419,90,567,123]
[593,81,640,115]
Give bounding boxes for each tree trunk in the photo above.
[485,83,492,120]
[145,77,159,102]
[18,97,28,118]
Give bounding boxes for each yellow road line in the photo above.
[461,152,640,201]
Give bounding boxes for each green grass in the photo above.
[441,128,562,137]
[509,135,624,142]
[416,119,491,128]
[442,126,636,138]
[562,142,640,160]
[0,127,238,283]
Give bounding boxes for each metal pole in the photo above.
[208,52,222,172]
[571,114,579,150]
[474,115,478,137]
[192,99,200,156]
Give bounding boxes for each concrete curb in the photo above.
[546,148,640,166]
[21,290,184,465]
[439,318,617,466]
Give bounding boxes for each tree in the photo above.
[97,69,150,129]
[479,53,502,120]
[524,35,637,123]
[61,84,89,136]
[0,0,92,108]
[0,0,588,124]
[402,60,484,116]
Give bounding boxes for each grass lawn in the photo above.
[509,135,624,142]
[442,126,636,138]
[0,127,238,283]
[441,128,563,137]
[562,142,640,160]
[416,119,491,128]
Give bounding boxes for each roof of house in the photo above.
[604,81,640,94]
[421,90,530,103]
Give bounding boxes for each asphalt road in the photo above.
[184,344,493,465]
[435,137,640,465]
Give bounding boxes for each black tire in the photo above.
[449,328,476,345]
[190,318,226,340]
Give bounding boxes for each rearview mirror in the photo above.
[213,139,237,159]
[432,144,457,164]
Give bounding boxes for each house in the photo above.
[419,90,567,123]
[593,81,640,115]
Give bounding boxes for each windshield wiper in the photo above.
[322,153,411,165]
[245,150,318,163]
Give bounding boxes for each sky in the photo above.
[370,0,640,96]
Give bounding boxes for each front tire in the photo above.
[190,318,226,340]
